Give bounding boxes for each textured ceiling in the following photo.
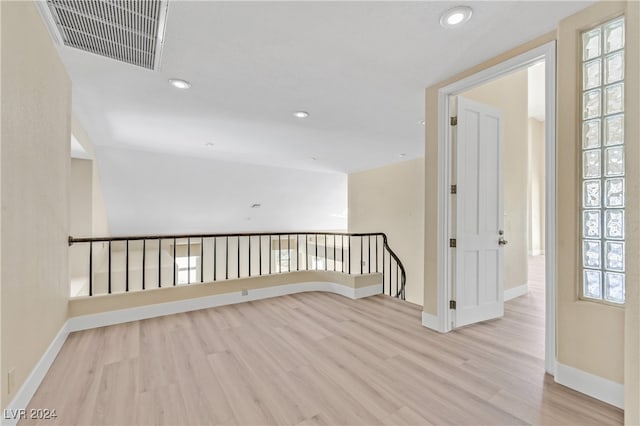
[60,1,593,174]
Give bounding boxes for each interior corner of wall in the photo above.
[71,115,96,159]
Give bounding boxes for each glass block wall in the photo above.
[581,16,625,304]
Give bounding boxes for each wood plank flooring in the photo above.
[24,256,623,425]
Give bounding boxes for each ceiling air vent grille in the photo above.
[45,0,168,70]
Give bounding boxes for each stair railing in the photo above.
[68,232,406,300]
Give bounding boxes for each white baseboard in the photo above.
[504,283,529,301]
[421,311,443,332]
[353,283,384,299]
[555,362,624,409]
[2,327,70,426]
[1,280,382,425]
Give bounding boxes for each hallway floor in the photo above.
[24,261,622,425]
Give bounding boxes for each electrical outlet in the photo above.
[8,369,15,395]
[241,289,248,296]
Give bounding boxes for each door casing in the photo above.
[436,41,557,375]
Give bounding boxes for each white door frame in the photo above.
[436,41,557,375]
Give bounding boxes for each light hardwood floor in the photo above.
[24,256,622,425]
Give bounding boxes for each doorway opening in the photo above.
[436,41,556,374]
[452,61,547,358]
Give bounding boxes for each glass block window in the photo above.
[581,16,625,304]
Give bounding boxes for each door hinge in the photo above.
[450,184,457,194]
[449,238,456,248]
[449,300,457,310]
[450,116,458,126]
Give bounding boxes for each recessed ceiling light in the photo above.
[293,111,310,119]
[251,203,261,208]
[310,156,317,161]
[399,153,407,158]
[205,142,214,147]
[440,6,473,28]
[168,78,191,89]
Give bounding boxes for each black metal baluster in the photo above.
[142,240,146,290]
[297,235,300,271]
[225,236,229,280]
[187,237,191,284]
[259,236,262,276]
[108,241,112,294]
[237,236,240,278]
[125,240,129,292]
[348,236,351,274]
[200,237,204,283]
[213,237,217,281]
[158,239,162,288]
[396,262,399,298]
[305,235,308,270]
[173,238,177,286]
[269,236,272,274]
[389,251,392,296]
[315,234,318,270]
[248,236,251,277]
[368,235,371,274]
[89,242,93,296]
[342,235,344,273]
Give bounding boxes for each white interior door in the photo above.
[453,96,504,328]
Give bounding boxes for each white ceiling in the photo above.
[62,1,593,174]
[52,1,593,235]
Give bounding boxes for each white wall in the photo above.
[70,159,93,282]
[96,147,347,235]
[70,159,93,236]
[72,116,110,237]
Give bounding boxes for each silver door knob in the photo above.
[499,237,508,246]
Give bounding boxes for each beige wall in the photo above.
[556,1,629,386]
[624,1,640,421]
[0,1,71,409]
[461,70,529,291]
[527,119,545,256]
[348,159,424,305]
